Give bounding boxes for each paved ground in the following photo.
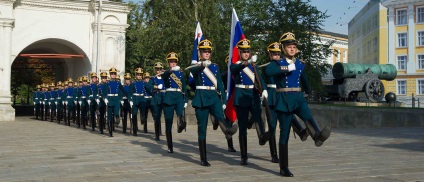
[0,117,423,182]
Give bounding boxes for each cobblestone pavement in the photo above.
[0,117,423,181]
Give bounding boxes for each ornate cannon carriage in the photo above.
[325,62,397,103]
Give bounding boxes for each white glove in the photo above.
[65,101,68,105]
[54,102,57,105]
[62,101,65,105]
[74,101,77,105]
[33,102,36,105]
[202,60,211,67]
[261,90,268,100]
[78,101,82,105]
[303,93,309,98]
[251,55,257,62]
[130,101,133,106]
[222,104,226,110]
[120,101,124,105]
[184,103,187,108]
[288,63,296,71]
[171,66,180,71]
[104,99,108,105]
[96,99,100,104]
[88,100,91,105]
[158,84,163,89]
[48,102,51,105]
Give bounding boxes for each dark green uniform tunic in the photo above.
[230,61,266,136]
[162,69,188,132]
[265,58,311,144]
[189,63,226,140]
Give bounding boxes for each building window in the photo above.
[417,6,424,23]
[397,55,407,70]
[373,37,378,51]
[397,33,407,48]
[367,41,371,54]
[357,48,360,60]
[418,31,424,46]
[418,80,424,95]
[418,54,424,69]
[396,9,407,25]
[373,14,378,28]
[397,80,406,95]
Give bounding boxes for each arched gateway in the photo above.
[0,0,129,121]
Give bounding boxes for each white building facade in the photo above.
[0,0,129,121]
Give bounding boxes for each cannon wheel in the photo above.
[347,91,359,101]
[365,79,385,103]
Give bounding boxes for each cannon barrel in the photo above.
[332,62,397,81]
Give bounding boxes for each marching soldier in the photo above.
[76,77,83,126]
[261,42,310,164]
[103,67,126,137]
[64,78,77,126]
[221,55,237,152]
[88,72,99,131]
[265,32,331,176]
[49,83,57,122]
[97,72,108,134]
[56,81,64,123]
[142,72,154,133]
[33,85,42,120]
[147,62,166,141]
[162,52,188,153]
[230,38,270,165]
[121,73,132,133]
[78,76,90,129]
[43,83,51,121]
[189,39,238,166]
[130,67,146,136]
[62,81,69,124]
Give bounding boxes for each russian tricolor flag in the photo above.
[189,21,204,90]
[191,21,204,65]
[225,8,245,123]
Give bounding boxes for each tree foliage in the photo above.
[125,0,334,94]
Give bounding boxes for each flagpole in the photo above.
[96,0,102,73]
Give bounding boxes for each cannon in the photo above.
[325,62,397,103]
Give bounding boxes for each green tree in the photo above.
[124,0,334,94]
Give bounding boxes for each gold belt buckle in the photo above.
[206,86,210,90]
[244,85,249,89]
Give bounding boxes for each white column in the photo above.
[0,19,16,122]
[387,7,395,65]
[407,4,415,74]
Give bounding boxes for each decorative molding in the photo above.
[15,0,129,14]
[0,18,15,27]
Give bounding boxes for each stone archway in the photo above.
[11,38,91,115]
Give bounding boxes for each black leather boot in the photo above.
[292,116,308,141]
[239,135,248,165]
[227,138,236,152]
[219,121,238,139]
[166,131,173,153]
[122,112,127,133]
[305,118,331,147]
[154,121,160,141]
[108,119,113,137]
[143,120,148,133]
[211,115,219,130]
[269,136,279,163]
[132,115,138,136]
[279,144,293,177]
[199,139,211,166]
[255,120,271,145]
[177,115,186,133]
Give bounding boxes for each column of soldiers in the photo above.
[31,31,332,177]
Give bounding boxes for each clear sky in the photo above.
[124,0,370,36]
[309,0,370,35]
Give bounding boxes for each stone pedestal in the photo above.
[0,92,15,122]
